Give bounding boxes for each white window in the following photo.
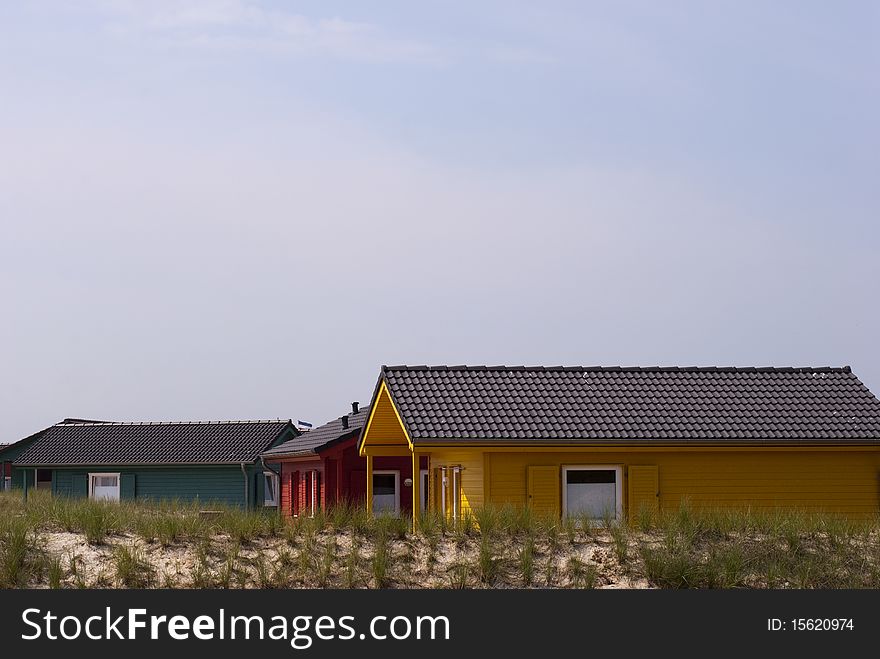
[263,471,279,507]
[419,469,429,512]
[88,473,120,502]
[372,470,400,515]
[562,466,623,521]
[3,476,10,491]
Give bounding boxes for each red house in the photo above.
[263,402,428,516]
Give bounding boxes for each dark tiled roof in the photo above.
[380,365,880,443]
[263,405,369,457]
[13,420,294,466]
[0,422,61,459]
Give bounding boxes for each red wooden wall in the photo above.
[276,437,428,516]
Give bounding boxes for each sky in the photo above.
[1,1,878,440]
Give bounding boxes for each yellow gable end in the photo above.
[359,381,412,455]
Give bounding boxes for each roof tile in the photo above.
[380,365,880,443]
[262,406,370,457]
[14,420,293,466]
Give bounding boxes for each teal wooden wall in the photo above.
[46,465,263,508]
[1,433,43,489]
[6,425,295,506]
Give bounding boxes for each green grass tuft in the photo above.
[113,545,156,588]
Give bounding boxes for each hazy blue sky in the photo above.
[1,1,878,440]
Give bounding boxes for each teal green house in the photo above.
[1,418,298,509]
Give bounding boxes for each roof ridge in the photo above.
[382,365,853,374]
[56,419,293,427]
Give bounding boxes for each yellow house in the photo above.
[359,365,880,525]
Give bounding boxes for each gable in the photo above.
[359,381,411,455]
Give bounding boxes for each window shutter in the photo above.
[72,474,88,499]
[120,474,136,501]
[627,465,659,521]
[527,466,560,517]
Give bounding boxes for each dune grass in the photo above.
[637,501,880,588]
[113,544,156,588]
[3,491,880,589]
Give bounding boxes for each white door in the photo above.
[90,474,120,501]
[372,471,399,514]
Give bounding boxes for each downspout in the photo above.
[240,462,249,509]
[260,457,280,478]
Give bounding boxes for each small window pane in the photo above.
[566,470,616,484]
[264,473,277,505]
[565,469,617,519]
[374,474,396,496]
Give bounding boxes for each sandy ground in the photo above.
[31,528,649,589]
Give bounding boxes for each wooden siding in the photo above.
[51,466,253,507]
[274,449,429,517]
[360,382,410,452]
[484,449,880,517]
[280,459,323,516]
[627,465,659,519]
[426,449,484,514]
[527,465,560,516]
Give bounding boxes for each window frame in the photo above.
[372,469,400,515]
[87,472,121,502]
[561,465,623,521]
[263,471,279,507]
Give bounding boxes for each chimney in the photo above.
[341,415,349,429]
[352,401,359,415]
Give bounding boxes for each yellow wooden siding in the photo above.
[527,465,560,516]
[486,449,880,517]
[426,449,484,514]
[432,468,443,512]
[360,383,410,453]
[628,465,659,519]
